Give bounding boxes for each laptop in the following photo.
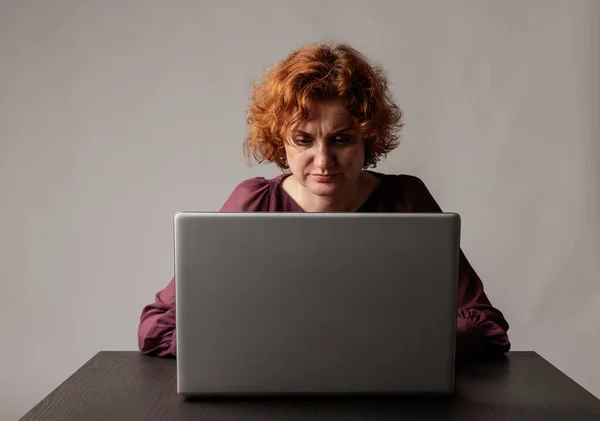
[174,212,460,397]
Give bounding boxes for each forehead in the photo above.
[295,99,354,130]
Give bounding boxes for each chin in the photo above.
[306,180,343,197]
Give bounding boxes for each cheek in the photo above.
[340,146,365,169]
[284,146,307,170]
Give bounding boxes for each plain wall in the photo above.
[1,0,599,419]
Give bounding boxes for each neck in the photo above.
[301,192,355,212]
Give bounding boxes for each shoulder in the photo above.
[220,176,280,211]
[375,172,429,194]
[382,173,427,189]
[376,172,442,212]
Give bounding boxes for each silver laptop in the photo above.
[174,212,460,397]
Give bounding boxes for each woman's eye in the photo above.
[294,137,311,145]
[333,135,351,143]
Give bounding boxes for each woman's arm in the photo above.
[137,177,272,356]
[138,277,177,356]
[400,175,511,361]
[454,250,511,361]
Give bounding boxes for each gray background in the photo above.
[1,0,599,419]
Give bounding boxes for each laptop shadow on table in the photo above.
[183,392,457,404]
[181,393,461,420]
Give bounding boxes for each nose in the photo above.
[314,142,335,169]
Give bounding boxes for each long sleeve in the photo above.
[138,178,273,357]
[138,277,177,356]
[220,177,273,211]
[400,175,511,361]
[454,251,511,361]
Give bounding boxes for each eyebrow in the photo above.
[295,127,355,136]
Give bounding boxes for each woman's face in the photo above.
[284,99,365,197]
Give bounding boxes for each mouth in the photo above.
[311,174,338,182]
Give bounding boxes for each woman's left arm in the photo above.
[454,250,510,361]
[401,175,510,361]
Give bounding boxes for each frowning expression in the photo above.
[284,99,365,197]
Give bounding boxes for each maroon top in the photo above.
[138,172,510,362]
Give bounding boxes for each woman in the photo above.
[138,42,510,362]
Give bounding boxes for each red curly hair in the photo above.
[244,42,404,169]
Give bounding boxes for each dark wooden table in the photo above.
[19,351,600,421]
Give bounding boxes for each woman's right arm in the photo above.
[138,277,177,356]
[137,177,271,356]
